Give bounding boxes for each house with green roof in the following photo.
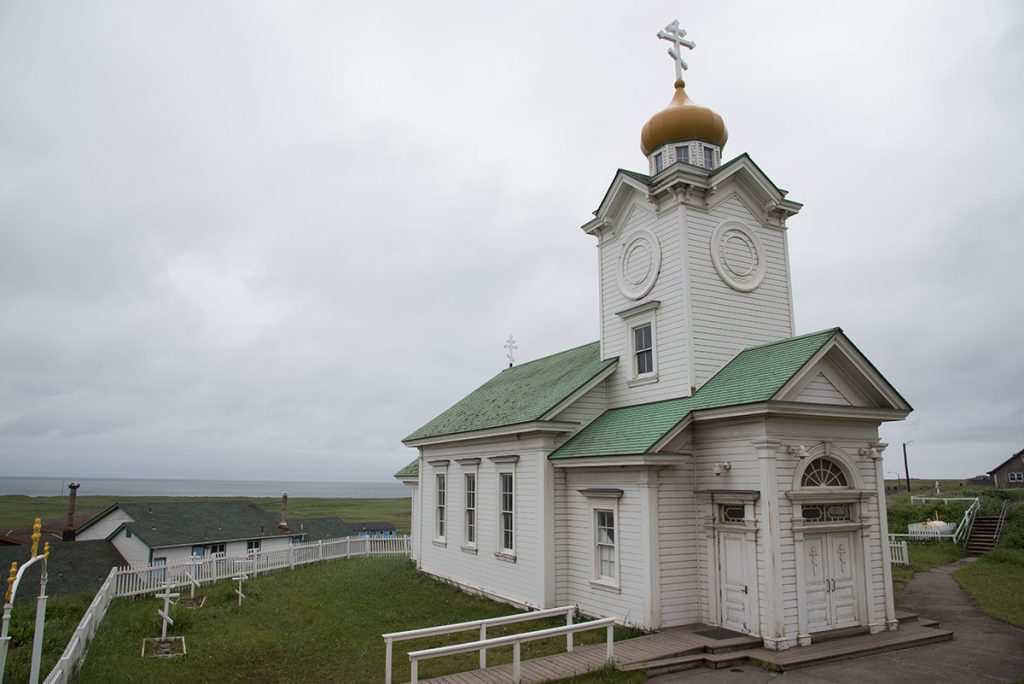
[397,26,911,651]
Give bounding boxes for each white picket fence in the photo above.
[888,535,909,566]
[43,567,118,684]
[112,535,411,598]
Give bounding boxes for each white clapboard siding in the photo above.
[688,196,793,387]
[416,437,550,609]
[795,373,852,405]
[559,469,650,626]
[74,508,133,541]
[110,527,151,568]
[657,463,699,626]
[552,383,608,448]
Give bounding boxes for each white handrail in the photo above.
[407,617,616,684]
[383,605,574,684]
[953,499,981,545]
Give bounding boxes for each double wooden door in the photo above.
[803,530,859,632]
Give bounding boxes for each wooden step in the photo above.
[810,625,871,643]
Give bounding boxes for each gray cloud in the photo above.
[1,1,1021,482]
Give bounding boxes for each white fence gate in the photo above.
[43,567,117,684]
[888,535,909,566]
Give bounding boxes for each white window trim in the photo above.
[579,488,622,591]
[1009,472,1023,482]
[461,462,479,552]
[490,455,519,561]
[618,302,659,386]
[431,461,449,546]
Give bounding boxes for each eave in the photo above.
[403,420,580,448]
[551,453,686,469]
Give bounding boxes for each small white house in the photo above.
[75,501,300,567]
[397,25,910,651]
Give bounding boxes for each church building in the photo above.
[396,22,910,650]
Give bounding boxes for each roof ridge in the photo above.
[499,340,599,371]
[737,327,840,353]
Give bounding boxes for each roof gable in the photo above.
[988,448,1024,474]
[552,329,839,459]
[403,342,617,443]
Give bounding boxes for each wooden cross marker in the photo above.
[154,579,180,640]
[504,335,518,367]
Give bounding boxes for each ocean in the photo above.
[0,476,410,499]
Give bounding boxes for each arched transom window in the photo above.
[801,458,848,488]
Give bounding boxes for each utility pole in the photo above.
[902,441,913,493]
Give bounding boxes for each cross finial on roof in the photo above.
[657,19,695,82]
[504,335,518,367]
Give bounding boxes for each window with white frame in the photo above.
[595,509,616,580]
[246,539,261,553]
[578,487,622,589]
[654,152,663,173]
[436,472,447,540]
[633,323,654,376]
[1009,472,1023,483]
[465,472,477,545]
[499,472,514,553]
[703,146,714,169]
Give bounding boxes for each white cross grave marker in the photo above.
[154,579,180,640]
[657,20,696,82]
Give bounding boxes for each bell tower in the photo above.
[584,21,803,409]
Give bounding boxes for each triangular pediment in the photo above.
[776,334,910,411]
[582,170,652,237]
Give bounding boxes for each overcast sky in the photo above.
[1,1,1021,484]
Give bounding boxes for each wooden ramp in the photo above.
[420,614,953,683]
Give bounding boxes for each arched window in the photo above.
[801,458,848,487]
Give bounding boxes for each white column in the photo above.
[870,443,898,631]
[639,469,661,629]
[753,438,791,650]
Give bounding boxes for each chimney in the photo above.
[278,492,289,531]
[63,482,80,541]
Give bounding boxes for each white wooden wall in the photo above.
[414,434,553,609]
[75,509,133,541]
[110,528,150,567]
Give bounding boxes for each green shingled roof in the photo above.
[403,342,617,442]
[91,501,292,549]
[551,328,839,460]
[394,459,419,479]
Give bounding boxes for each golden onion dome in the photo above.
[640,79,728,156]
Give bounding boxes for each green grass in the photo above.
[71,557,642,683]
[0,591,98,682]
[0,495,411,536]
[954,548,1024,629]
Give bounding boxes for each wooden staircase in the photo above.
[966,516,1001,554]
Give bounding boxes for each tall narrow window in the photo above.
[703,146,714,169]
[633,323,653,376]
[654,152,663,173]
[499,472,514,553]
[436,473,447,539]
[465,473,477,545]
[676,145,689,165]
[596,510,616,580]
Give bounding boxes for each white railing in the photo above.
[42,567,118,684]
[406,617,615,684]
[382,605,578,684]
[953,499,982,546]
[112,535,410,598]
[910,496,978,505]
[888,535,909,566]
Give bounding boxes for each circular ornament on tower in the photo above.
[710,221,766,292]
[616,229,662,300]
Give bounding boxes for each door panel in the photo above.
[829,531,859,628]
[803,534,831,631]
[718,531,750,633]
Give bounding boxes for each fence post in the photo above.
[384,636,393,684]
[566,607,573,652]
[345,537,350,559]
[479,623,487,669]
[606,623,614,662]
[410,658,418,684]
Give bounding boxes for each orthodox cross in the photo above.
[504,335,518,367]
[657,20,696,81]
[836,543,847,573]
[807,545,819,576]
[155,578,180,639]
